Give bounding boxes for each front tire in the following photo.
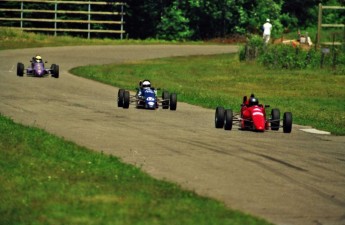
[118,89,125,107]
[271,108,280,131]
[224,109,233,130]
[52,64,59,78]
[17,62,24,76]
[215,106,225,128]
[162,90,169,109]
[283,112,292,133]
[169,93,177,111]
[123,91,130,109]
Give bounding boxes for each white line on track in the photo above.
[300,128,331,135]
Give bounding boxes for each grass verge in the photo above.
[71,53,345,135]
[0,114,273,225]
[0,27,204,50]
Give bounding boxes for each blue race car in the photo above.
[17,55,59,78]
[117,80,177,110]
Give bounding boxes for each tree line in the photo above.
[123,0,344,40]
[1,0,344,40]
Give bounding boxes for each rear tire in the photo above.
[52,64,59,78]
[162,91,169,109]
[215,107,225,128]
[169,93,177,111]
[117,89,125,107]
[51,64,56,74]
[123,91,130,109]
[271,108,280,131]
[224,109,233,130]
[283,112,292,133]
[17,62,24,76]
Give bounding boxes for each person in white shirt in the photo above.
[262,19,272,44]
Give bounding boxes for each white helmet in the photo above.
[142,80,151,88]
[35,55,42,62]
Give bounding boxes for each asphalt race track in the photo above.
[1,45,345,225]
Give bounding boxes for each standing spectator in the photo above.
[262,19,272,44]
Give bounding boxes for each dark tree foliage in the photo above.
[281,0,344,28]
[0,0,344,40]
[123,0,173,39]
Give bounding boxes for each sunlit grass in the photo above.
[71,53,345,135]
[0,27,204,50]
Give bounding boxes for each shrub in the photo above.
[258,44,309,69]
[239,35,345,72]
[239,35,265,61]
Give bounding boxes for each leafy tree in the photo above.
[123,0,173,39]
[233,0,285,37]
[156,2,193,40]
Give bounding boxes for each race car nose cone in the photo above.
[256,126,264,130]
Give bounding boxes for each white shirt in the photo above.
[263,22,272,35]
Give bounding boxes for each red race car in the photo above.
[215,94,292,133]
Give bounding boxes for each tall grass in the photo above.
[71,53,345,135]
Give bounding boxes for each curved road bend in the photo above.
[0,45,345,225]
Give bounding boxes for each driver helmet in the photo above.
[249,97,259,106]
[35,55,42,62]
[142,80,151,88]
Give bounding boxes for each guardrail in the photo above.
[317,3,345,46]
[0,0,126,39]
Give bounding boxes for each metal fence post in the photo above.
[54,0,57,36]
[88,0,91,39]
[120,3,123,40]
[20,1,23,28]
[317,3,322,47]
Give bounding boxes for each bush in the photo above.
[239,35,265,61]
[239,35,345,72]
[258,44,308,69]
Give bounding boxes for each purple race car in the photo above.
[17,55,59,78]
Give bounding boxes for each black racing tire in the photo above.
[53,64,59,78]
[162,90,169,109]
[169,93,177,111]
[51,64,56,77]
[215,106,225,128]
[271,108,280,131]
[117,89,125,107]
[224,109,233,130]
[17,62,24,76]
[123,90,130,109]
[51,64,56,71]
[283,112,292,133]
